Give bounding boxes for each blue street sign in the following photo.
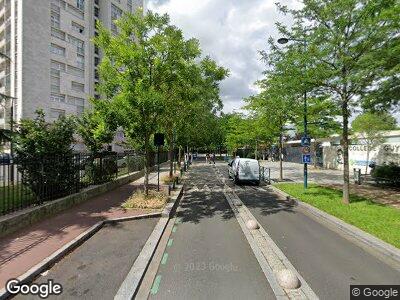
[302,154,312,164]
[301,136,311,147]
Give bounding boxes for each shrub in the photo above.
[122,190,167,209]
[126,155,145,172]
[14,111,78,201]
[84,155,118,184]
[371,163,400,186]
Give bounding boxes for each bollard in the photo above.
[168,184,172,196]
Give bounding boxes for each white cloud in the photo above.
[148,0,298,113]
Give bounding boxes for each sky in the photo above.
[146,0,400,123]
[147,0,301,113]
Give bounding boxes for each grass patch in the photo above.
[122,189,168,210]
[161,174,178,185]
[274,183,400,249]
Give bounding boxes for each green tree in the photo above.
[94,10,179,194]
[14,110,77,200]
[351,112,397,174]
[274,0,400,203]
[76,105,116,155]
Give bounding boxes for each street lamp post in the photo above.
[278,37,308,189]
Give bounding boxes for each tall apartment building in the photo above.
[0,0,144,130]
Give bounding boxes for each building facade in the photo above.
[283,130,400,173]
[0,0,144,129]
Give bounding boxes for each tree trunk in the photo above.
[178,146,182,164]
[279,132,283,181]
[365,145,370,175]
[144,136,150,195]
[167,130,173,177]
[342,99,350,204]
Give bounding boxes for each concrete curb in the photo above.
[269,185,400,265]
[114,184,184,300]
[0,212,163,300]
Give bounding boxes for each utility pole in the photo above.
[277,37,309,189]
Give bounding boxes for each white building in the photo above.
[0,0,144,128]
[283,130,400,173]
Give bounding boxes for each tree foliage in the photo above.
[14,110,78,200]
[269,0,400,203]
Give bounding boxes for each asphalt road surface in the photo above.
[216,163,400,300]
[16,218,159,300]
[148,163,275,300]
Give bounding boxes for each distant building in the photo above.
[283,130,400,173]
[0,0,144,152]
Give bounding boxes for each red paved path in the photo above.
[0,170,170,289]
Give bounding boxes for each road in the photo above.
[145,160,400,300]
[148,162,275,299]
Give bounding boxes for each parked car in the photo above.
[228,157,260,185]
[0,153,12,165]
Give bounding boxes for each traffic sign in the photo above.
[302,146,311,154]
[301,136,311,147]
[302,154,312,164]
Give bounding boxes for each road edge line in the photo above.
[269,185,400,265]
[223,192,288,299]
[114,184,184,300]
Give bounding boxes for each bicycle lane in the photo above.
[148,164,275,299]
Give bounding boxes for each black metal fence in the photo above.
[0,151,169,216]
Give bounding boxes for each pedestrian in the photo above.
[206,153,209,164]
[212,153,216,164]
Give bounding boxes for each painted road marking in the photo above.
[150,275,162,295]
[161,253,169,265]
[172,225,177,233]
[167,238,173,247]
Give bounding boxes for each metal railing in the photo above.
[260,166,271,184]
[0,151,168,216]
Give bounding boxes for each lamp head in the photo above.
[277,37,289,44]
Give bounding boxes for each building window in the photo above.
[94,6,99,18]
[67,65,84,77]
[51,6,61,29]
[76,0,84,10]
[50,108,66,119]
[72,22,84,34]
[94,45,99,55]
[94,56,100,67]
[111,3,122,34]
[128,0,132,12]
[68,35,84,55]
[51,28,65,40]
[77,105,84,116]
[51,60,66,71]
[95,0,99,5]
[51,75,60,93]
[76,54,85,69]
[50,43,65,56]
[50,93,66,103]
[71,81,84,92]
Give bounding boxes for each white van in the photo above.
[228,157,260,185]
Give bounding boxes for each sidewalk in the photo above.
[261,161,400,209]
[0,166,172,289]
[260,161,344,184]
